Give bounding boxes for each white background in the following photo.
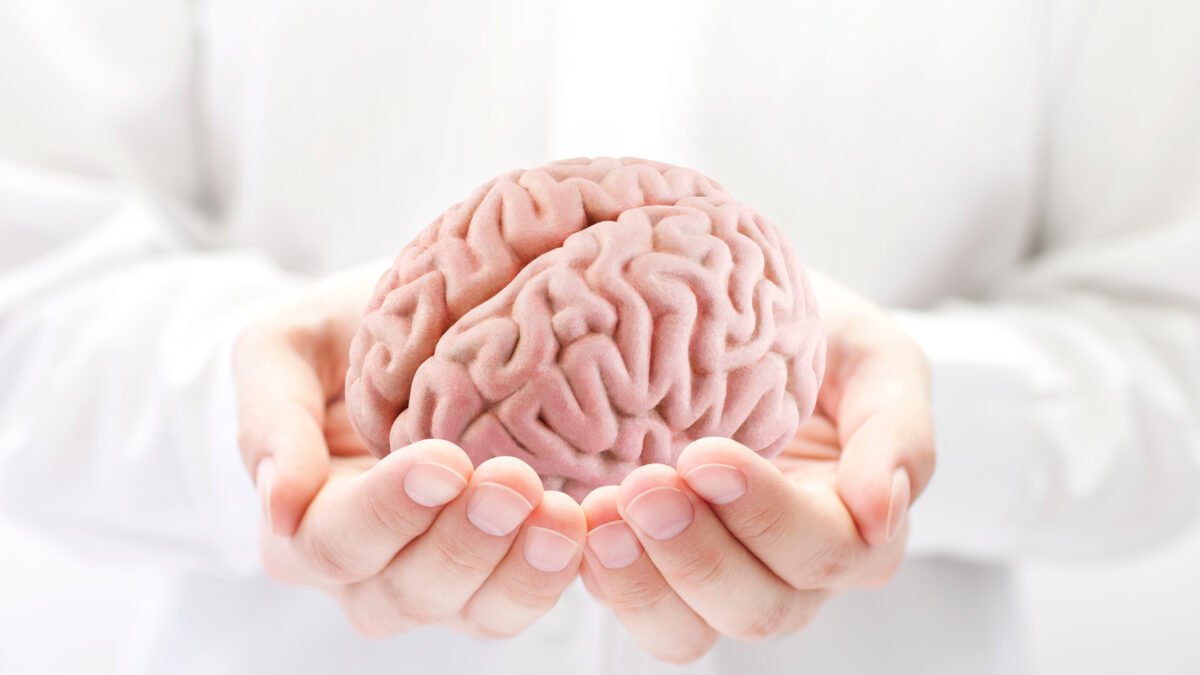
[1,514,1196,674]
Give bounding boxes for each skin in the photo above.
[579,271,936,662]
[233,266,935,658]
[235,266,586,639]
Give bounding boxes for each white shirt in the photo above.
[2,1,1198,673]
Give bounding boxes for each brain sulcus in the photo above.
[345,157,826,498]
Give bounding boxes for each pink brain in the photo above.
[346,157,825,497]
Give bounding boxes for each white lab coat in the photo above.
[1,1,1198,673]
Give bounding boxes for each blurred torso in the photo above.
[203,0,1042,305]
[1,1,1053,672]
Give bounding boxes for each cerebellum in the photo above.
[346,157,825,497]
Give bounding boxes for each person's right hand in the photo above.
[233,265,586,638]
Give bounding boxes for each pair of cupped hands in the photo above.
[233,265,935,664]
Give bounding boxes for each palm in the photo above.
[772,412,842,481]
[324,397,371,459]
[770,326,860,486]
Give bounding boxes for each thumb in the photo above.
[830,331,936,548]
[835,410,934,547]
[234,327,333,537]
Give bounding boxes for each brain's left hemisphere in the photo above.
[346,158,825,498]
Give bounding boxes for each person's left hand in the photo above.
[578,272,936,663]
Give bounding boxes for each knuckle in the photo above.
[788,599,821,633]
[897,423,935,463]
[233,317,293,372]
[862,550,905,588]
[302,534,358,583]
[731,499,792,550]
[795,539,852,588]
[364,489,424,536]
[601,575,671,613]
[460,613,525,641]
[727,595,792,641]
[890,326,926,363]
[235,407,300,467]
[399,603,442,627]
[800,590,832,629]
[258,542,297,585]
[235,408,271,455]
[432,533,498,580]
[232,321,268,365]
[467,621,519,641]
[657,632,717,665]
[668,545,730,594]
[342,607,392,639]
[378,574,442,626]
[340,585,419,639]
[493,571,559,613]
[235,424,257,456]
[792,612,815,633]
[913,440,937,480]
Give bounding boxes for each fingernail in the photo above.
[256,457,275,534]
[683,464,747,504]
[624,486,694,541]
[467,482,534,536]
[404,462,468,507]
[587,521,643,569]
[886,467,911,543]
[524,526,579,573]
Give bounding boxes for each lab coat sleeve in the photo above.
[902,1,1200,560]
[0,162,302,574]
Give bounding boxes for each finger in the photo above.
[261,439,473,585]
[341,457,542,635]
[677,437,905,589]
[580,486,717,665]
[615,464,824,642]
[234,324,331,536]
[458,491,585,638]
[828,326,935,546]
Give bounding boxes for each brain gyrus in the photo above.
[345,157,826,497]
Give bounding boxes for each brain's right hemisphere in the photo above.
[346,157,826,497]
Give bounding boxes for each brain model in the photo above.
[346,157,825,497]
